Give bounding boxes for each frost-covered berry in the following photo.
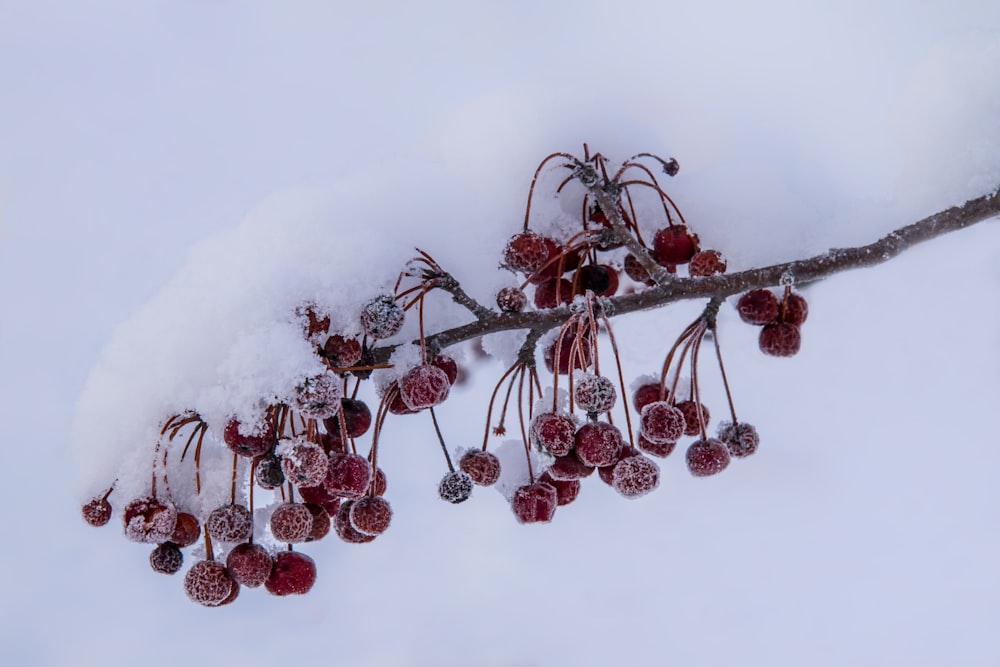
[226,542,273,588]
[323,334,363,369]
[502,231,553,275]
[432,355,459,385]
[304,503,331,542]
[640,401,686,445]
[184,560,235,607]
[759,322,802,357]
[81,497,112,527]
[279,439,328,488]
[386,383,417,415]
[325,453,373,499]
[438,471,474,504]
[298,484,342,516]
[573,373,617,414]
[653,225,699,265]
[574,421,624,468]
[292,371,343,419]
[688,249,726,277]
[349,496,393,536]
[255,455,286,489]
[632,381,662,413]
[223,417,273,458]
[530,412,577,457]
[538,472,580,507]
[686,438,731,477]
[611,454,661,499]
[533,278,574,309]
[496,286,527,313]
[510,482,558,524]
[736,289,779,325]
[360,294,405,339]
[675,400,709,437]
[597,446,635,486]
[781,292,809,326]
[718,421,760,458]
[546,452,595,480]
[637,432,677,459]
[323,398,373,439]
[459,450,501,486]
[333,501,375,544]
[265,551,316,596]
[269,503,313,543]
[206,504,253,543]
[170,512,201,548]
[399,364,451,411]
[123,497,177,544]
[149,542,183,574]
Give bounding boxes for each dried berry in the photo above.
[611,455,660,499]
[226,542,273,588]
[573,373,617,414]
[265,551,316,596]
[496,286,527,313]
[623,254,654,285]
[269,503,313,543]
[459,450,501,486]
[688,249,726,276]
[438,471,474,504]
[530,412,577,457]
[736,289,779,325]
[123,497,177,544]
[399,364,451,411]
[323,334,363,369]
[349,496,393,536]
[81,497,112,527]
[510,482,558,524]
[360,294,405,339]
[254,455,286,489]
[502,232,554,275]
[292,371,343,419]
[686,438,731,477]
[184,560,235,607]
[279,439,328,488]
[718,421,760,458]
[149,542,183,575]
[675,400,710,437]
[759,322,802,357]
[205,504,252,543]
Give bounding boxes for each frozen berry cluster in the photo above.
[736,286,809,357]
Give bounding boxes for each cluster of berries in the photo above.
[736,286,809,357]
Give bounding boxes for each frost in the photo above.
[493,439,545,502]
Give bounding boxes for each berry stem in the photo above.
[429,407,454,473]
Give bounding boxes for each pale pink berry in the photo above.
[360,294,405,339]
[573,374,617,414]
[530,412,577,457]
[265,551,316,596]
[184,560,235,607]
[611,454,661,498]
[226,543,273,588]
[349,496,393,536]
[686,438,731,477]
[511,482,558,524]
[640,401,686,444]
[459,450,501,486]
[123,497,177,544]
[399,364,451,411]
[206,504,252,543]
[269,503,313,543]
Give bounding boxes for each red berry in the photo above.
[386,382,417,415]
[597,446,635,486]
[573,373,617,414]
[736,289,779,325]
[149,542,183,574]
[265,551,316,596]
[530,412,577,457]
[459,450,501,486]
[438,471,474,504]
[759,322,802,357]
[537,472,580,506]
[502,232,552,274]
[718,421,760,458]
[81,497,112,527]
[526,238,565,284]
[293,371,342,419]
[399,364,451,411]
[431,355,459,385]
[653,225,699,265]
[370,468,388,496]
[510,482,558,524]
[546,452,595,481]
[496,286,527,313]
[123,497,177,544]
[184,560,235,607]
[333,501,375,544]
[323,398,372,439]
[360,294,405,339]
[675,400,710,437]
[623,254,654,285]
[611,454,661,498]
[686,438,731,477]
[632,382,662,413]
[279,439,328,488]
[223,417,273,458]
[349,496,393,536]
[574,421,624,468]
[303,503,331,542]
[533,278,574,309]
[325,452,372,499]
[323,334,363,369]
[639,401,686,445]
[269,503,313,543]
[206,504,252,543]
[226,542,273,588]
[543,329,592,374]
[297,484,342,516]
[637,432,677,458]
[254,455,286,489]
[574,264,619,297]
[688,249,726,277]
[170,512,201,548]
[781,292,809,326]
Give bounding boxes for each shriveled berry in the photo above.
[269,503,313,543]
[781,292,809,326]
[349,496,393,536]
[226,542,273,588]
[597,446,636,486]
[502,231,553,274]
[759,322,802,357]
[718,421,760,458]
[206,504,252,543]
[574,421,624,468]
[323,398,372,439]
[304,503,331,542]
[325,452,372,499]
[333,501,375,544]
[546,452,595,481]
[611,454,661,498]
[640,401,686,445]
[496,286,527,313]
[360,294,405,339]
[686,438,731,477]
[323,334,363,369]
[431,355,459,385]
[511,482,558,524]
[538,472,580,506]
[293,371,342,419]
[279,439,328,488]
[370,467,388,496]
[298,484,342,516]
[573,373,617,414]
[170,512,201,548]
[123,497,177,544]
[184,560,235,607]
[530,412,577,457]
[737,289,779,325]
[533,278,574,309]
[688,249,726,276]
[223,417,273,458]
[653,225,699,265]
[675,400,710,437]
[255,455,286,489]
[399,364,451,411]
[81,497,112,527]
[632,382,663,413]
[527,239,568,284]
[637,432,677,458]
[459,450,501,486]
[265,551,316,596]
[623,254,654,285]
[438,471,474,504]
[149,542,183,574]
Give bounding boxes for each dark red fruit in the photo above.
[81,498,112,527]
[206,504,252,543]
[530,412,577,457]
[637,432,677,458]
[323,398,372,439]
[688,249,726,277]
[325,453,373,500]
[223,417,273,458]
[573,373,617,414]
[653,225,699,265]
[675,400,710,437]
[502,232,553,275]
[170,512,201,548]
[546,452,595,481]
[293,372,342,419]
[349,496,393,536]
[597,446,635,486]
[639,401,686,445]
[323,334,363,370]
[496,286,527,313]
[304,503,331,542]
[333,501,376,544]
[718,422,760,458]
[298,484,342,516]
[226,542,273,588]
[123,497,177,544]
[736,289,779,325]
[574,421,624,468]
[438,471,474,504]
[538,472,580,506]
[265,551,316,596]
[543,328,592,374]
[632,382,662,413]
[399,364,451,411]
[781,292,809,326]
[370,468,388,496]
[533,278,574,309]
[269,503,313,543]
[149,542,183,574]
[574,264,619,297]
[386,382,417,415]
[611,454,661,498]
[623,254,654,285]
[511,482,558,524]
[431,355,459,385]
[686,438,731,477]
[255,455,286,489]
[279,439,328,488]
[759,322,802,357]
[360,294,405,339]
[459,450,501,486]
[184,560,235,607]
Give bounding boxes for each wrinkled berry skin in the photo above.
[737,289,779,325]
[399,364,451,411]
[459,450,501,486]
[511,482,558,524]
[686,438,731,477]
[759,322,802,357]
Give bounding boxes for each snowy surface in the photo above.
[2,1,1000,665]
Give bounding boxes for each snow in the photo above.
[2,1,1000,665]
